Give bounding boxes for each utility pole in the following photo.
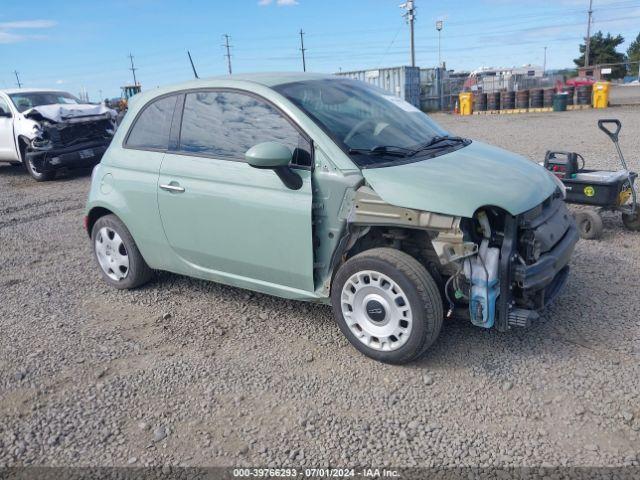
[400,1,416,67]
[299,29,307,72]
[223,34,233,75]
[584,0,593,67]
[128,53,138,86]
[436,20,443,68]
[543,46,547,74]
[14,70,22,88]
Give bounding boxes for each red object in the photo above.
[83,215,89,231]
[565,76,595,87]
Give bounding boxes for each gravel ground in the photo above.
[0,106,639,469]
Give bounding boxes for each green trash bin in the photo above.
[552,93,568,112]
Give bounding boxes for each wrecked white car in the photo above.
[0,89,116,181]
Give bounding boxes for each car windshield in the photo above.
[8,91,80,113]
[274,78,458,167]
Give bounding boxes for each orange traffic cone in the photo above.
[454,100,459,115]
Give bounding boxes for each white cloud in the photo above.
[55,79,65,85]
[0,19,55,43]
[0,31,25,43]
[258,0,299,6]
[0,20,56,29]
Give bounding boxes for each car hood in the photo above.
[361,140,557,218]
[23,103,116,123]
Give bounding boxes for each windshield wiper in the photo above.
[409,135,468,156]
[348,145,415,158]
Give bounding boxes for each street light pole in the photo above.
[436,20,444,110]
[543,46,547,74]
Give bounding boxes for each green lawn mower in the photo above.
[543,119,639,240]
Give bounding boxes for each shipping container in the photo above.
[335,66,421,108]
[419,67,446,111]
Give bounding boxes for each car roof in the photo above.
[155,72,336,92]
[0,88,71,95]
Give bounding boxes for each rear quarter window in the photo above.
[125,95,178,151]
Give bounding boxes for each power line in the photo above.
[585,0,594,67]
[128,53,139,85]
[223,34,233,75]
[14,70,22,88]
[299,29,307,72]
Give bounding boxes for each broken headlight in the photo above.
[31,137,53,151]
[547,170,567,199]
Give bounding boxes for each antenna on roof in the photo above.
[188,51,199,79]
[14,70,22,89]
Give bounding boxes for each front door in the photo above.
[157,90,315,293]
[0,96,17,161]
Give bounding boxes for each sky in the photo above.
[1,0,639,100]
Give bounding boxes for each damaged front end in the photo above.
[25,106,116,173]
[346,186,578,331]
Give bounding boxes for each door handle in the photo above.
[159,183,185,193]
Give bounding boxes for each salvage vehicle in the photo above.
[0,89,116,181]
[85,74,578,364]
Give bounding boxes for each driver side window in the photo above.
[178,90,312,166]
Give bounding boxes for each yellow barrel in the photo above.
[459,92,474,115]
[592,81,610,109]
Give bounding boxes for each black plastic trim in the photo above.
[513,225,578,291]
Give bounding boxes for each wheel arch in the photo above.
[86,206,115,237]
[17,135,30,162]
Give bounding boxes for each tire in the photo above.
[21,143,55,182]
[574,210,603,240]
[91,214,153,289]
[622,209,640,231]
[331,247,443,364]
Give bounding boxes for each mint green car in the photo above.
[85,73,578,364]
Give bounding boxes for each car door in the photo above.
[157,89,315,293]
[0,96,18,161]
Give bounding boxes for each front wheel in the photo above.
[23,148,55,182]
[331,248,443,364]
[91,214,153,289]
[574,210,603,240]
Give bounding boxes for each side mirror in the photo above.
[246,141,293,168]
[245,142,302,190]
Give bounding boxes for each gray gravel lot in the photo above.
[0,106,639,468]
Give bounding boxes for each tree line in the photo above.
[574,31,640,78]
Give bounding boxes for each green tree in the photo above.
[574,31,627,78]
[628,33,640,77]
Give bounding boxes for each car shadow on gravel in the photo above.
[0,163,93,182]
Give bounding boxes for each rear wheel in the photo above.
[574,210,603,240]
[91,214,153,289]
[331,248,443,364]
[621,209,640,231]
